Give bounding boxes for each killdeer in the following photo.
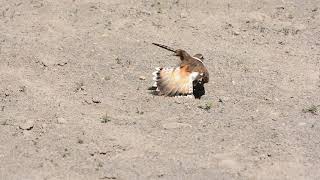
[150,43,209,99]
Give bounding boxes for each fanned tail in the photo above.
[148,67,162,91]
[150,67,199,96]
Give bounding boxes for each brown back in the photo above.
[180,56,209,83]
[152,43,209,83]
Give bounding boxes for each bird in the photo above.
[149,43,209,99]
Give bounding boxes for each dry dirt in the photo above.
[1,0,320,179]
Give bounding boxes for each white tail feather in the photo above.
[150,66,195,97]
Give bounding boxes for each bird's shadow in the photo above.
[147,82,205,99]
[193,81,205,99]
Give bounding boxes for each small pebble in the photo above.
[298,122,306,126]
[139,76,146,80]
[232,30,240,35]
[180,10,188,18]
[0,119,7,125]
[104,76,111,81]
[19,120,34,130]
[57,117,67,124]
[92,98,101,104]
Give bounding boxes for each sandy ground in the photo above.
[0,0,320,179]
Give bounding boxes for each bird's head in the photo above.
[193,54,204,62]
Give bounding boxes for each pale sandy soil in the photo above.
[0,0,320,179]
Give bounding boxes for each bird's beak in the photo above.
[172,52,178,56]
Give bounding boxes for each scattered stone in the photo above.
[141,10,151,16]
[4,91,10,97]
[18,86,26,92]
[115,57,121,64]
[104,76,111,81]
[41,123,47,128]
[90,5,98,10]
[19,120,34,130]
[0,119,7,125]
[232,30,240,36]
[35,60,48,68]
[92,97,101,104]
[136,108,144,114]
[100,176,117,179]
[74,82,85,92]
[139,76,146,80]
[83,98,92,105]
[293,23,306,34]
[298,122,306,126]
[276,6,285,10]
[56,62,67,66]
[180,10,188,18]
[57,117,67,124]
[302,105,319,115]
[163,122,192,130]
[77,139,84,144]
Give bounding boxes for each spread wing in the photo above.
[152,66,199,96]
